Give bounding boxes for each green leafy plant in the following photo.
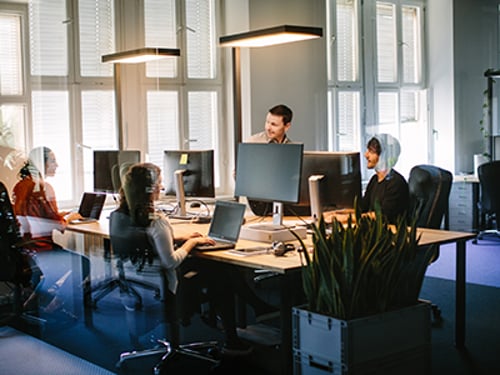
[294,203,435,320]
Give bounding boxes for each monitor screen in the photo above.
[234,143,304,204]
[93,150,141,193]
[163,149,215,198]
[286,151,362,216]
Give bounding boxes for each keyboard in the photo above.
[195,240,236,252]
[69,218,98,225]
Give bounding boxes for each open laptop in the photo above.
[69,192,106,224]
[195,200,247,251]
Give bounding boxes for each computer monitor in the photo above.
[286,151,362,217]
[163,149,215,219]
[235,142,304,231]
[93,150,141,193]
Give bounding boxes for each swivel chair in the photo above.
[408,164,453,323]
[474,160,500,243]
[0,181,91,327]
[92,161,161,309]
[110,209,220,374]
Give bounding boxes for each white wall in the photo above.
[246,0,327,150]
[452,0,499,173]
[427,0,455,173]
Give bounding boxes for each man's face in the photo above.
[364,147,379,170]
[264,112,290,143]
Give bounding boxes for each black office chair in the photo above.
[408,164,453,323]
[110,209,221,374]
[474,160,500,243]
[92,162,161,309]
[0,181,91,327]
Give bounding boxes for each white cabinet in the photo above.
[448,176,479,232]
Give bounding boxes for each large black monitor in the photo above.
[248,151,362,219]
[286,151,362,217]
[163,149,215,219]
[93,150,141,193]
[235,142,304,227]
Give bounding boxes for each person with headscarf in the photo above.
[361,134,409,224]
[12,146,81,250]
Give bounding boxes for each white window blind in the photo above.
[29,0,67,76]
[32,90,72,200]
[79,0,114,77]
[402,5,421,84]
[0,13,23,95]
[147,90,179,169]
[186,0,216,79]
[336,0,358,82]
[376,2,397,83]
[337,91,361,151]
[144,0,178,78]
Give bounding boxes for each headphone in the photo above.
[271,241,296,256]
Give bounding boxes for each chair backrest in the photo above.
[408,165,453,229]
[478,160,500,214]
[0,181,23,281]
[109,209,154,267]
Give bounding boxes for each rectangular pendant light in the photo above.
[102,47,180,64]
[219,25,323,48]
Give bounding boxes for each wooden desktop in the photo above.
[67,209,475,374]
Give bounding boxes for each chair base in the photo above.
[116,338,221,375]
[91,276,160,309]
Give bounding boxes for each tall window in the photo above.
[1,0,223,205]
[328,0,427,178]
[144,0,223,193]
[0,6,28,194]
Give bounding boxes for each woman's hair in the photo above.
[119,162,161,227]
[18,146,52,179]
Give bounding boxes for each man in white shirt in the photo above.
[247,104,293,144]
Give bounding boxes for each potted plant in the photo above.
[291,203,436,374]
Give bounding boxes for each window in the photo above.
[1,0,223,206]
[328,0,428,178]
[144,0,223,192]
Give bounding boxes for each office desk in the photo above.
[68,218,475,374]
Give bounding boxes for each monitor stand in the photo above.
[239,202,307,243]
[169,169,196,220]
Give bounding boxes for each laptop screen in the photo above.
[78,192,106,219]
[208,200,246,242]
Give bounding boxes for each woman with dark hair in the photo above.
[12,146,81,249]
[116,163,257,356]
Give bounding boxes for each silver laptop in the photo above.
[195,200,247,251]
[70,192,106,224]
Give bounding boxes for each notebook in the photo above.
[195,200,247,251]
[69,192,106,224]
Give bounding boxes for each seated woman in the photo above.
[116,162,263,356]
[12,146,81,250]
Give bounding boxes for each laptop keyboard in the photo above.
[195,240,235,251]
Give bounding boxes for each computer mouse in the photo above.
[190,202,201,208]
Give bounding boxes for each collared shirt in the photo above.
[246,131,291,144]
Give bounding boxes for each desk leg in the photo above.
[455,240,466,348]
[279,274,293,375]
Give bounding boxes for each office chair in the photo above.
[0,181,91,327]
[110,209,221,374]
[90,237,161,310]
[92,162,161,309]
[408,164,453,323]
[473,160,500,243]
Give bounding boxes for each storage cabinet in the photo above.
[448,177,479,232]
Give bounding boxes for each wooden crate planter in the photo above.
[292,302,431,375]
